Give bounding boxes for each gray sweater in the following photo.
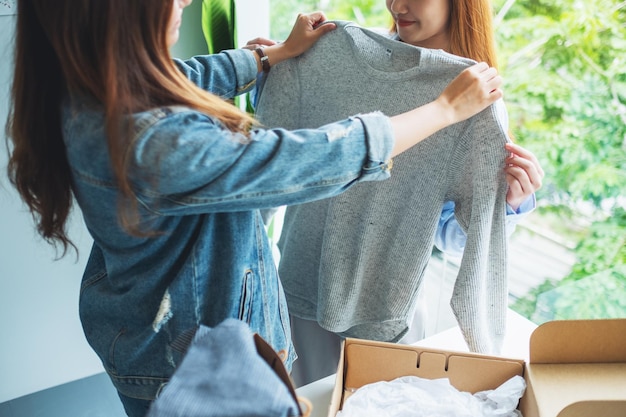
[255,21,510,354]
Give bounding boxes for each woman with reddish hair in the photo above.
[277,0,544,387]
[386,0,543,257]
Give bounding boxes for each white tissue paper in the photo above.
[337,374,525,417]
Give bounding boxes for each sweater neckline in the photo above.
[335,21,474,82]
[337,21,434,81]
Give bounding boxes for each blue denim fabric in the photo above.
[147,319,301,417]
[63,48,394,413]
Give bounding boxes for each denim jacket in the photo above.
[63,48,394,403]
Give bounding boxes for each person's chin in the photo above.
[398,30,420,45]
[167,30,180,47]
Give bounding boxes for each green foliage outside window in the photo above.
[269,0,390,40]
[270,0,626,323]
[493,0,626,322]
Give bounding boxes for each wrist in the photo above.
[262,43,292,69]
[254,48,271,73]
[432,97,455,127]
[506,195,524,212]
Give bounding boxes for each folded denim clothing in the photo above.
[147,319,301,417]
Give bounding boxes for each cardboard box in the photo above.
[328,318,626,417]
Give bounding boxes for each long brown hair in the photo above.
[6,0,255,255]
[390,0,499,68]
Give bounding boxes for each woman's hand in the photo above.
[504,142,544,211]
[243,37,276,51]
[253,12,336,72]
[435,62,503,125]
[280,12,336,57]
[390,62,503,156]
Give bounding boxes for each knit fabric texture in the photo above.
[255,21,510,354]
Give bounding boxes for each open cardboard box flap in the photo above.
[327,318,626,417]
[520,319,626,417]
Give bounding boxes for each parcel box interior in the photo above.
[327,318,626,417]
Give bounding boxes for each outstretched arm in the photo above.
[249,20,501,159]
[389,62,503,157]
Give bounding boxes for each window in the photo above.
[268,0,626,329]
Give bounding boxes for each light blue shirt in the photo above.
[435,195,536,258]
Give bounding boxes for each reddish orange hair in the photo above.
[390,0,499,68]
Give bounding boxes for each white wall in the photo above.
[0,0,268,403]
[169,0,270,59]
[0,14,101,403]
[234,0,270,48]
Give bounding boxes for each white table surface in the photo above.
[295,309,537,417]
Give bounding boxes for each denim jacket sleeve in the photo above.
[174,49,258,99]
[128,108,395,215]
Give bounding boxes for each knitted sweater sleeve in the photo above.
[449,99,510,354]
[254,58,302,130]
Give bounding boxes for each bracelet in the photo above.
[254,47,271,73]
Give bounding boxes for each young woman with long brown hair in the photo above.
[6,0,502,414]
